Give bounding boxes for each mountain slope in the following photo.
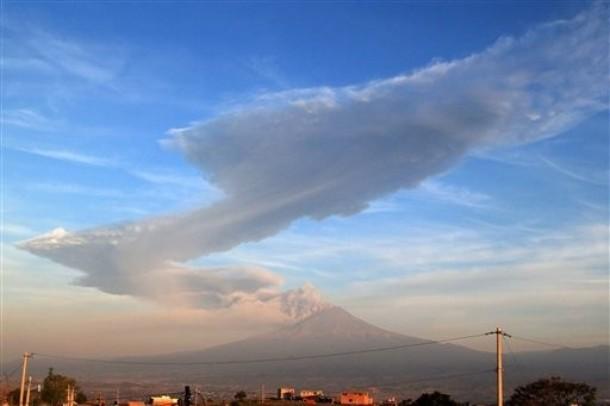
[148,306,481,364]
[118,307,608,401]
[18,306,609,403]
[143,308,608,402]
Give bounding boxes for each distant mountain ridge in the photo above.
[123,306,607,400]
[151,306,430,363]
[16,305,609,404]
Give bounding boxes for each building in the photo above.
[299,390,323,399]
[339,392,373,406]
[380,397,396,406]
[277,388,295,400]
[148,396,179,406]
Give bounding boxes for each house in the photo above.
[277,388,295,400]
[299,391,323,399]
[148,396,179,406]
[339,392,373,405]
[380,397,396,406]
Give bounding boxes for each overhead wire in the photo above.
[25,332,578,401]
[31,333,488,366]
[3,364,21,379]
[352,369,495,389]
[503,335,526,372]
[83,370,495,400]
[1,364,22,385]
[509,335,573,349]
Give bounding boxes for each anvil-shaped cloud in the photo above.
[19,4,608,311]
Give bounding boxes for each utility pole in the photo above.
[199,388,207,406]
[184,386,192,406]
[24,377,32,406]
[486,328,511,406]
[194,388,200,406]
[18,353,32,406]
[260,385,264,405]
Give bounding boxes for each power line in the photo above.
[89,370,495,400]
[503,335,526,372]
[32,333,487,366]
[357,369,495,389]
[2,364,21,380]
[510,335,572,349]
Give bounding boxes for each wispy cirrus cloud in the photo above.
[245,55,290,89]
[14,146,118,167]
[12,145,216,195]
[363,180,493,214]
[1,109,58,131]
[341,223,608,348]
[539,155,608,186]
[27,182,126,198]
[128,168,219,192]
[29,32,121,83]
[19,4,609,310]
[418,180,492,208]
[1,223,36,238]
[3,21,124,84]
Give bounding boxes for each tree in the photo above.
[75,393,88,404]
[508,376,596,406]
[233,391,247,401]
[40,368,87,406]
[400,391,463,406]
[7,387,42,406]
[8,388,21,405]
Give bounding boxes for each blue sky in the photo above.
[1,1,608,358]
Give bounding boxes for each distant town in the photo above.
[2,368,604,406]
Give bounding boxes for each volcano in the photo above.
[20,306,609,403]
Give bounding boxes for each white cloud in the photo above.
[1,223,36,237]
[1,109,57,130]
[539,155,608,186]
[12,146,218,199]
[27,182,126,198]
[127,168,219,193]
[418,180,492,208]
[23,29,123,84]
[245,55,290,88]
[15,146,117,167]
[337,223,609,348]
[19,4,609,310]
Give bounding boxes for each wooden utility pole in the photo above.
[496,328,503,406]
[18,353,32,406]
[24,377,32,406]
[260,385,264,405]
[486,328,511,406]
